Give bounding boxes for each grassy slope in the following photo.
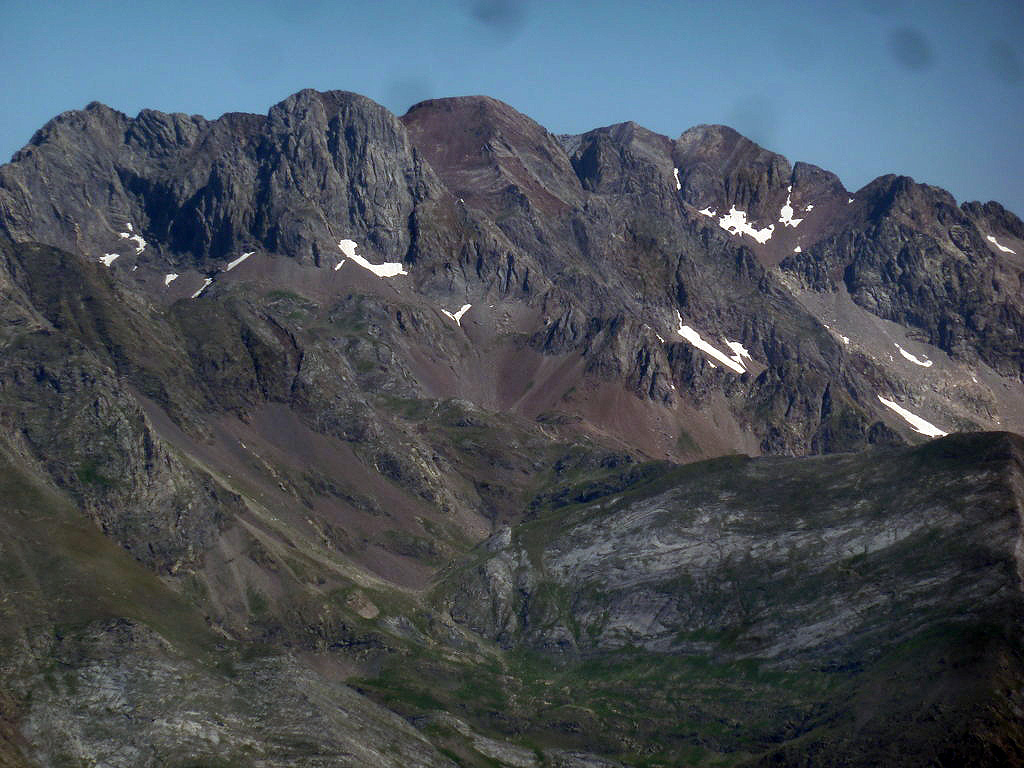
[0,444,216,653]
[0,442,224,766]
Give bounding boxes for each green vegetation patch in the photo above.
[355,639,844,766]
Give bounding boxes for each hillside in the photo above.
[0,89,1022,766]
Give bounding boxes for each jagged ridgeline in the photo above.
[0,89,1022,767]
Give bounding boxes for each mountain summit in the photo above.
[0,89,1022,767]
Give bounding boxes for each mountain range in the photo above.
[0,88,1022,767]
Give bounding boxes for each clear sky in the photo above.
[2,0,1022,214]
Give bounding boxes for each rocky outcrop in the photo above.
[451,433,1024,654]
[781,174,1024,379]
[403,95,583,218]
[674,123,793,216]
[19,620,457,768]
[0,240,239,572]
[0,90,452,272]
[0,333,233,572]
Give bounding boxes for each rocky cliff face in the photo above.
[0,88,1022,766]
[0,91,439,270]
[781,174,1024,379]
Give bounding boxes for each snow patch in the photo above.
[718,206,774,244]
[99,253,119,267]
[987,235,1016,254]
[191,278,213,299]
[334,259,345,271]
[778,192,803,228]
[164,273,179,286]
[894,343,933,368]
[674,311,746,373]
[847,198,854,204]
[877,395,947,438]
[826,326,850,344]
[673,167,681,190]
[793,246,802,253]
[225,251,254,271]
[655,332,665,343]
[805,204,814,211]
[119,224,147,255]
[724,340,752,368]
[698,207,715,217]
[442,304,472,326]
[338,239,407,277]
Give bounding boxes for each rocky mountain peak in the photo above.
[268,87,407,142]
[858,173,962,223]
[673,123,793,218]
[0,88,442,273]
[125,108,208,156]
[402,94,581,216]
[405,93,523,124]
[566,120,674,196]
[21,100,128,153]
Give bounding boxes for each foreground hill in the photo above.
[439,431,1024,765]
[2,429,1022,766]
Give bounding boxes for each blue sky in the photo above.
[2,0,1022,214]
